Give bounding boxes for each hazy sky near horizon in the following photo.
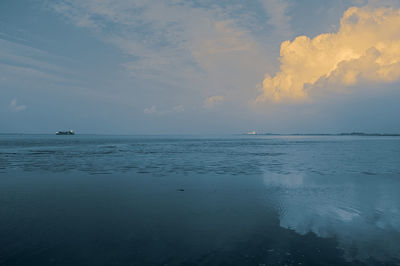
[1,0,400,134]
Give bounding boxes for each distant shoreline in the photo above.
[243,132,400,137]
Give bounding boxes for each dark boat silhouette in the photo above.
[56,130,75,135]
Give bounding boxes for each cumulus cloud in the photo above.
[203,95,224,108]
[258,6,400,102]
[144,105,184,115]
[9,98,27,112]
[172,105,184,113]
[144,105,158,115]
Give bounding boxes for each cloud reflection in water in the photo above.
[263,171,400,261]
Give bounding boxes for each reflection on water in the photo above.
[0,135,400,265]
[264,171,400,261]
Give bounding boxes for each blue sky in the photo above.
[1,0,400,134]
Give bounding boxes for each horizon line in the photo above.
[1,132,400,137]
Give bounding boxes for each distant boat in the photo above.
[56,130,75,135]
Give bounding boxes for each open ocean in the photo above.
[0,134,399,266]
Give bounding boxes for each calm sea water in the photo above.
[0,134,399,265]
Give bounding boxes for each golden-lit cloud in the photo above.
[204,95,224,108]
[258,6,400,102]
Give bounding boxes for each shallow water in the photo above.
[0,135,399,265]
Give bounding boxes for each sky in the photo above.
[1,0,400,134]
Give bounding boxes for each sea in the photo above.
[0,134,399,266]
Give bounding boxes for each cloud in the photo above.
[9,98,27,112]
[49,0,270,106]
[144,105,158,115]
[0,38,76,84]
[50,1,242,79]
[260,0,292,38]
[172,105,184,113]
[144,105,184,115]
[203,95,224,108]
[258,6,400,102]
